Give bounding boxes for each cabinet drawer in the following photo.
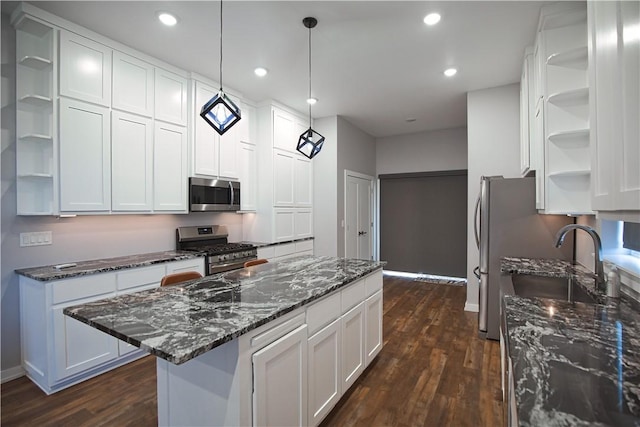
[341,279,366,313]
[257,246,275,260]
[295,240,313,253]
[364,270,383,297]
[52,273,116,304]
[166,258,204,275]
[274,243,296,258]
[116,265,165,291]
[251,313,306,349]
[306,292,340,336]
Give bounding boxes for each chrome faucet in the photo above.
[554,224,605,291]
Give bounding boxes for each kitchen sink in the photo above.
[511,274,597,304]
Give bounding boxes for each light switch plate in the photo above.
[20,231,52,247]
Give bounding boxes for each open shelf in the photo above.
[548,169,591,178]
[19,55,52,69]
[19,94,53,107]
[547,46,588,68]
[547,87,589,106]
[19,133,53,143]
[548,128,589,143]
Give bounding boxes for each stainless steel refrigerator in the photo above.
[474,176,574,340]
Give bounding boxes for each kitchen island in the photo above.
[500,257,640,426]
[65,256,385,426]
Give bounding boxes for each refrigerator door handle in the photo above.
[473,194,481,249]
[473,266,480,279]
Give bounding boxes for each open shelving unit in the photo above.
[541,4,591,215]
[13,13,57,215]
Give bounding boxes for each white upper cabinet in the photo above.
[154,122,187,211]
[59,31,111,106]
[111,111,153,211]
[59,98,111,212]
[155,68,188,126]
[112,51,154,117]
[294,156,312,207]
[273,109,295,152]
[589,1,640,214]
[193,81,220,177]
[238,142,257,211]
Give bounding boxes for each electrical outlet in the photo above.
[19,231,52,247]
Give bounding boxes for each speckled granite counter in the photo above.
[65,256,384,365]
[15,251,204,281]
[501,257,640,426]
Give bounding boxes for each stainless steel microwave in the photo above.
[189,178,240,212]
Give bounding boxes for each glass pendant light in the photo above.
[297,17,325,159]
[200,1,241,135]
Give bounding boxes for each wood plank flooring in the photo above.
[1,276,503,426]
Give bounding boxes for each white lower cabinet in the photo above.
[19,258,204,394]
[307,318,341,426]
[252,324,308,427]
[341,302,365,391]
[257,240,314,263]
[364,290,383,365]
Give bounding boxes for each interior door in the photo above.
[345,173,373,260]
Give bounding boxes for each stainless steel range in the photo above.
[176,225,257,275]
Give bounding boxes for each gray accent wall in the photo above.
[0,14,244,378]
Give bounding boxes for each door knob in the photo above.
[358,231,367,236]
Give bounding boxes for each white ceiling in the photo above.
[6,1,546,138]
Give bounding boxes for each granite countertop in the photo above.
[15,251,205,282]
[501,257,640,426]
[240,237,314,248]
[64,256,384,365]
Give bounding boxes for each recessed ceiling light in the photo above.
[444,68,458,77]
[254,67,268,77]
[158,12,178,26]
[423,13,441,26]
[307,97,318,105]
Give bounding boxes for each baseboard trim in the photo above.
[464,302,479,313]
[2,365,25,384]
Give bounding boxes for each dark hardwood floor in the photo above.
[1,276,503,426]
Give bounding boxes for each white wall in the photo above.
[336,117,376,257]
[466,84,521,312]
[313,116,338,257]
[376,127,468,175]
[0,14,245,378]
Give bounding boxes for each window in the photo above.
[622,222,640,253]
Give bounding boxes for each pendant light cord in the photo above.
[308,24,312,125]
[219,0,223,91]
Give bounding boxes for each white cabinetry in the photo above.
[257,240,314,263]
[111,111,153,211]
[247,103,313,243]
[588,1,640,216]
[252,325,308,427]
[59,98,110,212]
[19,258,204,395]
[153,122,187,211]
[13,13,55,215]
[524,4,592,214]
[155,68,188,126]
[112,51,154,117]
[59,31,111,106]
[238,141,257,211]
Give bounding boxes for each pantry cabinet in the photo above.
[59,30,111,106]
[19,258,205,395]
[58,98,111,212]
[588,1,640,216]
[238,141,257,211]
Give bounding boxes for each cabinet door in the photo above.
[364,290,383,366]
[308,319,341,426]
[294,156,312,206]
[253,325,308,427]
[341,302,364,392]
[520,54,531,176]
[273,108,295,152]
[112,51,154,117]
[294,209,313,239]
[53,306,118,381]
[59,98,111,212]
[155,68,187,126]
[111,111,153,211]
[274,150,295,206]
[239,142,257,211]
[154,122,187,211]
[274,209,295,241]
[193,81,220,177]
[59,31,111,106]
[219,124,239,179]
